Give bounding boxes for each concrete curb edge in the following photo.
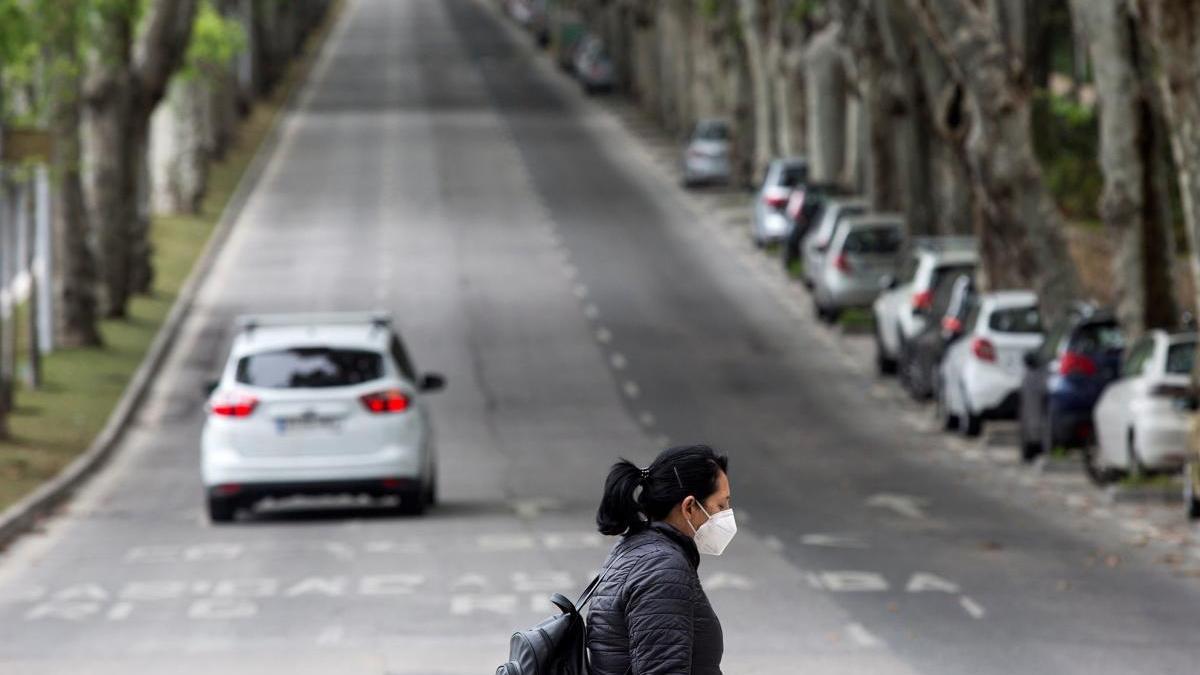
[0,3,345,552]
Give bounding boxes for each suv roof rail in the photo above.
[236,312,391,334]
[910,235,977,253]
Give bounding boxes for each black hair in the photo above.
[596,444,729,536]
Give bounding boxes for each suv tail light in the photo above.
[912,290,934,312]
[834,254,852,274]
[209,392,259,418]
[361,389,411,414]
[1059,351,1098,377]
[763,188,789,210]
[971,337,996,363]
[941,316,963,334]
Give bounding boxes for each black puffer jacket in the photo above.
[587,522,724,675]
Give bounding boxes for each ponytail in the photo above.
[595,444,729,536]
[596,459,645,536]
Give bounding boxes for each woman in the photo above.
[587,444,733,675]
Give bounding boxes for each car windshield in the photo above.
[989,305,1042,334]
[236,347,384,388]
[1166,341,1196,375]
[1069,321,1125,354]
[843,226,902,255]
[695,122,729,141]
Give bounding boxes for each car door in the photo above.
[1095,336,1155,466]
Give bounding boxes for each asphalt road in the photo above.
[1,1,1198,673]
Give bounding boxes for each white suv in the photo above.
[201,313,444,522]
[872,240,977,374]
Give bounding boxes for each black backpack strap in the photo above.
[573,544,637,611]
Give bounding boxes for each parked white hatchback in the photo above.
[872,239,977,374]
[201,313,444,522]
[938,291,1043,437]
[1089,330,1195,483]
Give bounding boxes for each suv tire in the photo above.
[207,496,237,524]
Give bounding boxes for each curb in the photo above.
[1105,481,1184,506]
[0,3,345,553]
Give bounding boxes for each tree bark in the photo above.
[804,22,851,184]
[45,3,102,348]
[906,0,1080,322]
[737,0,777,181]
[1071,0,1177,336]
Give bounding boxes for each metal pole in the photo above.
[36,165,52,355]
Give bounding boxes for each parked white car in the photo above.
[811,214,905,323]
[938,291,1043,437]
[201,313,445,522]
[752,157,808,247]
[800,198,868,289]
[872,239,977,374]
[1089,331,1195,484]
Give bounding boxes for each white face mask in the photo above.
[687,501,737,556]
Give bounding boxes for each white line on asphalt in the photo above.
[622,381,641,399]
[563,262,579,280]
[762,535,784,552]
[583,303,599,319]
[655,434,671,447]
[595,327,612,344]
[610,353,628,370]
[573,283,589,299]
[865,493,929,520]
[638,412,656,427]
[959,596,986,619]
[845,623,886,648]
[801,533,869,549]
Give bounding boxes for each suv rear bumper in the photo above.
[208,477,420,502]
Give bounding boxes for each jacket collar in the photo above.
[649,521,700,569]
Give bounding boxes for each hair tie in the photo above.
[639,467,651,482]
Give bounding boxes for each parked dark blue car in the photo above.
[1018,305,1125,462]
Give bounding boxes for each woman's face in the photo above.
[683,470,732,532]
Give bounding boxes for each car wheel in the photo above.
[961,393,982,437]
[874,324,897,375]
[207,496,238,524]
[395,484,427,516]
[424,468,438,507]
[1184,466,1200,520]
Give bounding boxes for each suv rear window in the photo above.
[236,348,383,388]
[1167,342,1196,375]
[989,306,1042,333]
[779,165,807,187]
[695,122,729,141]
[929,264,974,292]
[1069,321,1125,353]
[843,227,902,254]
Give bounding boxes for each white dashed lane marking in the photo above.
[959,596,986,619]
[845,623,886,648]
[622,381,641,400]
[595,327,612,344]
[610,353,628,370]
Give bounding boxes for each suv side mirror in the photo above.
[419,373,446,393]
[1023,351,1040,369]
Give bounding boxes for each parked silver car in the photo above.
[682,119,732,187]
[812,215,905,323]
[800,198,869,289]
[752,157,808,247]
[574,36,615,94]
